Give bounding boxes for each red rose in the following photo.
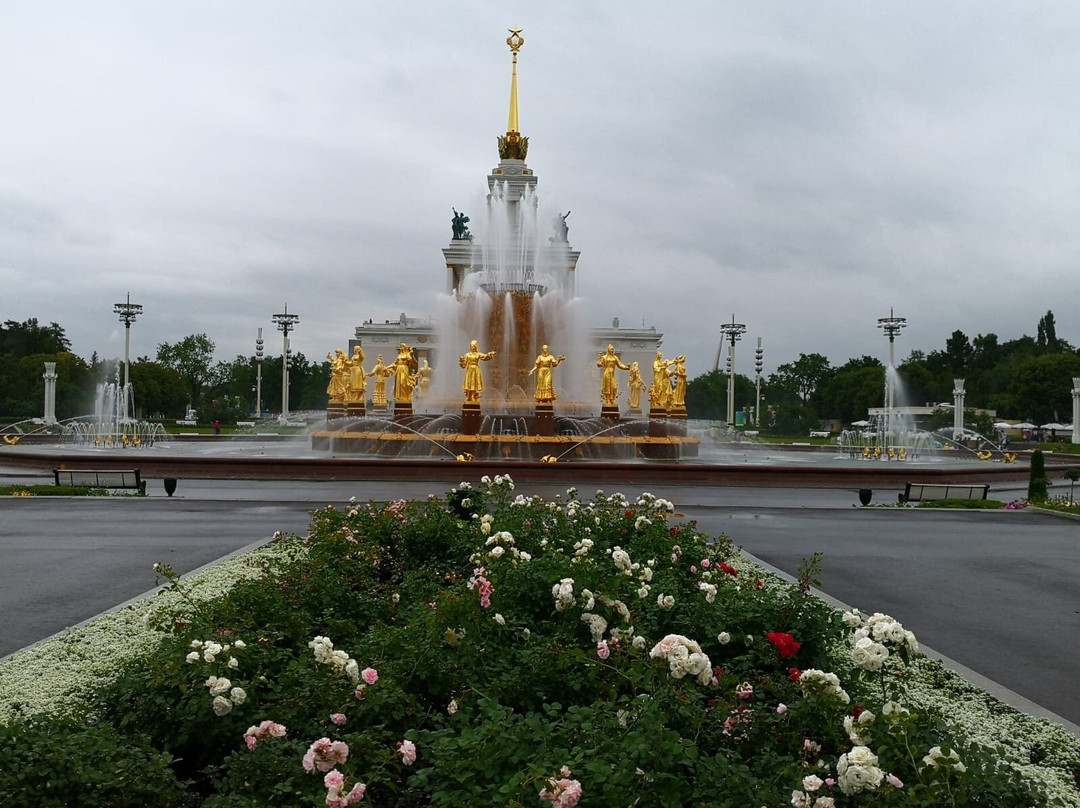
[767,631,802,659]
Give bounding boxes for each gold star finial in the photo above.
[507,28,524,54]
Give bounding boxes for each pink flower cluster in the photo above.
[468,566,494,609]
[243,720,286,750]
[324,769,366,807]
[539,766,583,808]
[303,737,350,773]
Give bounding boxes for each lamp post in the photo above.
[754,337,764,427]
[272,305,299,425]
[113,293,142,420]
[255,327,264,418]
[876,308,907,440]
[718,315,746,427]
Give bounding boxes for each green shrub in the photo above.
[1028,449,1050,502]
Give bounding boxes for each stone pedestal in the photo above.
[346,402,366,418]
[667,407,687,436]
[600,405,620,421]
[461,403,482,436]
[648,406,668,437]
[535,403,554,436]
[327,403,347,421]
[394,402,413,421]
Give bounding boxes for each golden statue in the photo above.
[671,356,688,409]
[325,349,348,404]
[367,355,393,408]
[651,351,682,409]
[346,345,366,403]
[414,359,434,401]
[528,345,566,403]
[459,340,496,404]
[391,343,418,404]
[627,361,647,410]
[597,344,630,407]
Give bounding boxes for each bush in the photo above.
[1,477,1077,807]
[1028,449,1050,502]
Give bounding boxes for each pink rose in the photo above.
[361,667,378,685]
[245,735,257,751]
[887,773,903,788]
[596,640,610,660]
[776,703,788,715]
[303,738,349,773]
[331,713,347,726]
[701,559,711,568]
[398,739,417,766]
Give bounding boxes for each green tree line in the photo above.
[686,310,1080,433]
[0,319,329,425]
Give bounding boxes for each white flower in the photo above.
[717,632,731,645]
[612,548,632,572]
[494,613,506,626]
[637,584,651,599]
[802,774,824,792]
[852,637,889,672]
[212,695,233,716]
[229,686,247,705]
[186,651,200,663]
[656,594,675,611]
[205,676,232,696]
[580,613,608,643]
[232,639,246,649]
[489,545,505,558]
[227,656,239,669]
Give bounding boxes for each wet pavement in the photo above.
[1,465,1076,733]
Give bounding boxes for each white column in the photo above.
[42,362,58,424]
[952,378,965,440]
[1072,377,1080,445]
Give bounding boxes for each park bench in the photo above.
[899,482,989,504]
[53,468,146,494]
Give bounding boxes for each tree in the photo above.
[0,319,70,357]
[1036,310,1058,353]
[814,357,884,425]
[769,353,832,406]
[156,334,216,407]
[128,361,188,418]
[685,370,756,422]
[1007,353,1080,425]
[1028,449,1049,502]
[944,330,973,374]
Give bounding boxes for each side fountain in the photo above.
[311,31,697,462]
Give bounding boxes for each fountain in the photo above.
[311,30,697,461]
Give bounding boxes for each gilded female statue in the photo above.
[671,356,688,409]
[391,343,418,404]
[459,340,496,404]
[367,355,393,407]
[528,344,566,403]
[596,344,629,407]
[627,361,647,410]
[346,345,366,403]
[414,359,434,401]
[651,351,680,409]
[325,349,348,403]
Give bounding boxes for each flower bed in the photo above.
[1,477,1078,807]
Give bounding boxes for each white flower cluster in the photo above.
[580,613,608,643]
[309,635,360,684]
[846,611,917,672]
[572,537,594,560]
[634,492,675,517]
[844,709,875,744]
[649,634,713,686]
[698,581,717,603]
[475,527,531,565]
[656,593,675,611]
[480,474,514,490]
[790,773,835,808]
[836,745,884,795]
[921,746,967,774]
[552,578,575,612]
[797,669,851,705]
[186,637,245,667]
[204,674,247,716]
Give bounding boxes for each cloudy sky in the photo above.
[2,1,1079,380]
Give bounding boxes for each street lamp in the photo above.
[113,293,142,420]
[255,327,264,418]
[754,337,764,427]
[272,305,299,425]
[718,315,746,427]
[876,308,907,441]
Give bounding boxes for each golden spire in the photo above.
[498,28,529,160]
[506,28,523,133]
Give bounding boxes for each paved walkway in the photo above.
[1,467,1075,733]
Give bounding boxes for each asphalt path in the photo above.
[1,471,1076,731]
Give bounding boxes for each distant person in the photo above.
[212,420,221,435]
